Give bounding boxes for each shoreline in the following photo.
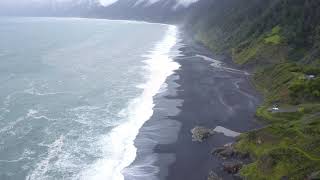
[125,33,263,180]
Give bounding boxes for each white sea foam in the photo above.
[26,136,65,180]
[0,116,25,134]
[78,25,180,180]
[24,87,71,96]
[26,109,57,121]
[0,148,34,163]
[27,109,39,118]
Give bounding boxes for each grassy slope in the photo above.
[236,63,320,179]
[185,0,320,179]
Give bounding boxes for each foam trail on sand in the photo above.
[195,54,250,75]
[213,126,241,137]
[78,25,180,180]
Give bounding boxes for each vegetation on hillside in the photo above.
[184,0,320,179]
[236,63,320,179]
[185,0,320,64]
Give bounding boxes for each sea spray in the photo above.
[0,18,177,180]
[79,25,180,180]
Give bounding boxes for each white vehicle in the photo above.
[272,107,279,111]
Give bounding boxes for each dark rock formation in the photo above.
[191,126,215,142]
[212,146,235,159]
[222,161,243,174]
[211,143,249,160]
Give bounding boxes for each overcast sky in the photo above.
[0,0,199,7]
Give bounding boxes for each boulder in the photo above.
[211,144,249,160]
[222,161,243,174]
[191,126,215,142]
[211,147,227,155]
[212,146,235,159]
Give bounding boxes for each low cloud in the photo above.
[99,0,199,7]
[176,0,199,7]
[0,0,199,8]
[99,0,119,6]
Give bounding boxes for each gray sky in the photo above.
[0,0,199,7]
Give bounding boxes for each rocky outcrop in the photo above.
[191,126,215,142]
[212,146,235,159]
[211,143,249,160]
[222,161,243,174]
[211,143,250,177]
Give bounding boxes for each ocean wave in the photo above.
[78,25,180,180]
[26,136,65,180]
[0,116,25,134]
[0,148,34,163]
[24,88,72,97]
[27,109,57,121]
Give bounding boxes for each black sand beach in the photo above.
[124,35,262,180]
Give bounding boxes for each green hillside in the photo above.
[184,0,320,179]
[185,0,320,66]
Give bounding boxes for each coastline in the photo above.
[125,33,263,180]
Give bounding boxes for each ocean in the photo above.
[0,17,180,180]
